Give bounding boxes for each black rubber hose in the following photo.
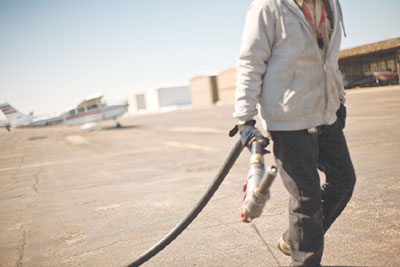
[127,139,244,266]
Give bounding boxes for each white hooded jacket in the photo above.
[234,0,346,131]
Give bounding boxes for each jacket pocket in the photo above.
[261,66,325,120]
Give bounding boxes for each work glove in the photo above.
[336,104,346,129]
[229,120,269,152]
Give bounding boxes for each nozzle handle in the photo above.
[251,140,265,155]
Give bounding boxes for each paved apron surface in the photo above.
[1,86,399,267]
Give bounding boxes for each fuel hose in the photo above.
[127,139,244,266]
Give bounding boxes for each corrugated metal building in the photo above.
[188,68,237,108]
[216,67,237,105]
[339,37,400,88]
[128,93,146,114]
[189,74,218,108]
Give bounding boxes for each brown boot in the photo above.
[277,236,291,256]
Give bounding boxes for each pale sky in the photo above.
[1,0,400,119]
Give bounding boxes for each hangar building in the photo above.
[339,37,400,88]
[129,84,191,114]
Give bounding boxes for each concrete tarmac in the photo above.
[0,86,399,267]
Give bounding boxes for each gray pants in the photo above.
[270,119,356,267]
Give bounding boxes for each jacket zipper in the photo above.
[282,0,324,61]
[282,0,339,123]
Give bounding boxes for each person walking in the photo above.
[232,0,356,266]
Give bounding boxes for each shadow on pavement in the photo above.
[101,125,140,130]
[28,135,48,141]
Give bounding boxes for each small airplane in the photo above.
[0,94,128,130]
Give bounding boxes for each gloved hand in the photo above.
[229,120,269,151]
[336,104,346,129]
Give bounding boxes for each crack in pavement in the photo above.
[16,225,26,267]
[32,171,40,194]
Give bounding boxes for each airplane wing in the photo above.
[77,94,103,110]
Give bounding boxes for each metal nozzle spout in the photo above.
[242,165,278,221]
[258,166,278,194]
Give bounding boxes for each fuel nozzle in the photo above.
[241,141,278,222]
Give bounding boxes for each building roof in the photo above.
[340,37,400,59]
[190,71,219,80]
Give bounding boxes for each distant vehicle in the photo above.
[344,70,399,89]
[365,71,399,84]
[0,95,128,129]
